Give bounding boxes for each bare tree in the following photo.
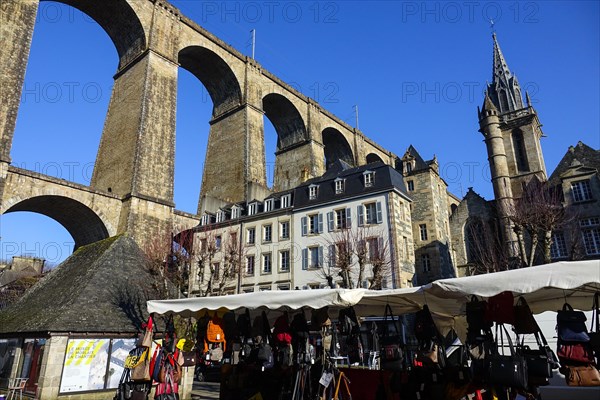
[367,236,392,289]
[142,228,192,299]
[508,180,575,266]
[322,226,393,289]
[195,226,243,297]
[215,229,244,295]
[195,228,218,297]
[465,218,511,275]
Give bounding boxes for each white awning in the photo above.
[147,260,600,336]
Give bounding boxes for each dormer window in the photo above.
[231,206,240,219]
[248,203,258,216]
[264,199,274,212]
[334,178,345,194]
[200,214,211,226]
[216,210,225,223]
[309,184,319,200]
[280,194,291,208]
[363,171,375,187]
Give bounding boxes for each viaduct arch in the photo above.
[0,0,396,248]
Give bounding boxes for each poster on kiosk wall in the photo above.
[59,339,110,393]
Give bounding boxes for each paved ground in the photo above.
[191,380,220,399]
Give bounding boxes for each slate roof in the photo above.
[0,235,162,336]
[294,161,411,208]
[548,141,600,186]
[402,145,431,173]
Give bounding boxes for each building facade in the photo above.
[190,162,415,293]
[399,146,457,284]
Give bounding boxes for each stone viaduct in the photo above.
[0,0,397,249]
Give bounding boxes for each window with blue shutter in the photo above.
[357,205,364,226]
[346,208,352,228]
[318,246,324,268]
[376,202,383,224]
[318,213,323,233]
[327,211,334,232]
[301,216,307,236]
[302,248,308,270]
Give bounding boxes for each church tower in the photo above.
[480,33,547,199]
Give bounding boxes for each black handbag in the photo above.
[513,296,539,334]
[115,369,150,400]
[557,303,590,342]
[518,344,552,386]
[486,324,528,390]
[379,304,403,370]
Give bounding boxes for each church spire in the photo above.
[487,33,524,114]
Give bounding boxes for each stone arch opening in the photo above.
[262,93,307,151]
[43,0,146,68]
[322,128,355,169]
[262,93,307,188]
[178,46,243,118]
[174,46,243,213]
[366,153,384,164]
[4,195,109,251]
[13,2,128,188]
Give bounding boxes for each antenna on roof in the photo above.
[353,105,359,130]
[250,29,256,59]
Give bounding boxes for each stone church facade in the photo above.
[449,34,600,275]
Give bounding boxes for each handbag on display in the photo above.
[154,363,179,400]
[557,341,595,364]
[557,302,591,342]
[563,364,600,387]
[128,347,151,382]
[484,291,515,325]
[466,295,492,332]
[513,296,539,334]
[140,316,154,348]
[379,304,404,371]
[114,368,150,400]
[485,324,528,390]
[517,345,552,386]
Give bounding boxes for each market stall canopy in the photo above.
[147,286,423,319]
[147,260,599,336]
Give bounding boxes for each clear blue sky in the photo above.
[1,1,598,266]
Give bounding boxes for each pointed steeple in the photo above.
[487,33,525,114]
[479,93,498,120]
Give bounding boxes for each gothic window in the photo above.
[512,129,530,173]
